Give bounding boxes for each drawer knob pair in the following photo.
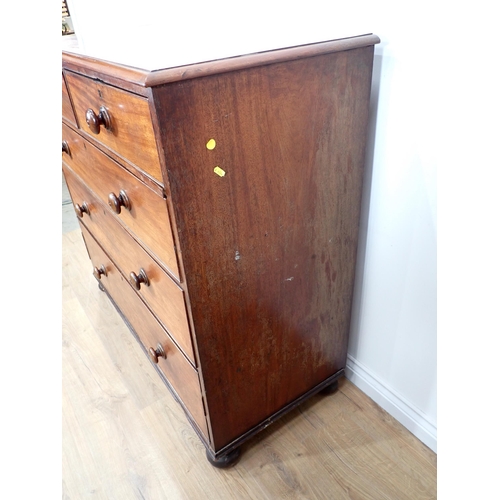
[74,201,90,218]
[85,106,111,135]
[130,268,150,290]
[149,343,167,364]
[108,190,131,214]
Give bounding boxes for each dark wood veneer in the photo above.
[152,45,374,449]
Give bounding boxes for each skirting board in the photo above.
[345,354,437,453]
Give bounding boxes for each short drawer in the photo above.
[62,73,77,127]
[63,163,194,364]
[62,123,179,279]
[80,223,208,439]
[64,71,162,183]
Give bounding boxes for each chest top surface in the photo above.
[62,33,379,89]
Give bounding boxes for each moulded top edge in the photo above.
[62,33,380,89]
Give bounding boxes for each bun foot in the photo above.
[206,447,241,468]
[319,380,339,395]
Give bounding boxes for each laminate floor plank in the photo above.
[340,381,437,469]
[307,388,436,499]
[238,419,354,500]
[334,383,437,491]
[62,279,173,498]
[237,394,415,500]
[62,229,437,499]
[140,399,266,500]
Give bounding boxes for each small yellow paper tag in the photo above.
[214,166,226,177]
[206,139,216,150]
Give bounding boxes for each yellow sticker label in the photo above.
[214,166,226,177]
[206,139,216,150]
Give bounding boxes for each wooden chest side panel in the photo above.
[153,46,374,450]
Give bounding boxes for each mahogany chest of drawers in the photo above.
[62,34,379,467]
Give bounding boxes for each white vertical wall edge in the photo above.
[345,354,437,453]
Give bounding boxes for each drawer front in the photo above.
[63,163,194,364]
[62,74,77,127]
[80,223,208,439]
[62,123,179,279]
[64,71,163,183]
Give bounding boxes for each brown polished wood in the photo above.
[62,34,380,89]
[62,53,152,94]
[107,190,131,215]
[61,123,179,279]
[79,223,209,439]
[152,45,375,450]
[74,201,90,218]
[64,71,163,182]
[62,163,194,363]
[92,264,106,280]
[129,269,150,290]
[62,73,77,126]
[85,106,112,134]
[148,343,166,364]
[62,35,379,464]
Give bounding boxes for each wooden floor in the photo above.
[62,227,437,499]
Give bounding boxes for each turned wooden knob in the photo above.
[62,140,71,155]
[129,268,150,290]
[108,190,131,214]
[74,201,90,218]
[149,343,166,364]
[85,106,111,134]
[93,265,106,280]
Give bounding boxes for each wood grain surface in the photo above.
[62,123,179,279]
[78,223,207,438]
[62,34,380,89]
[63,229,437,499]
[154,46,374,450]
[64,70,163,182]
[62,73,77,127]
[63,164,193,362]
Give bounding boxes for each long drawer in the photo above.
[79,223,208,439]
[64,70,163,183]
[62,123,179,280]
[63,163,195,364]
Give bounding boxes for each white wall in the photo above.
[347,35,437,451]
[66,0,437,452]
